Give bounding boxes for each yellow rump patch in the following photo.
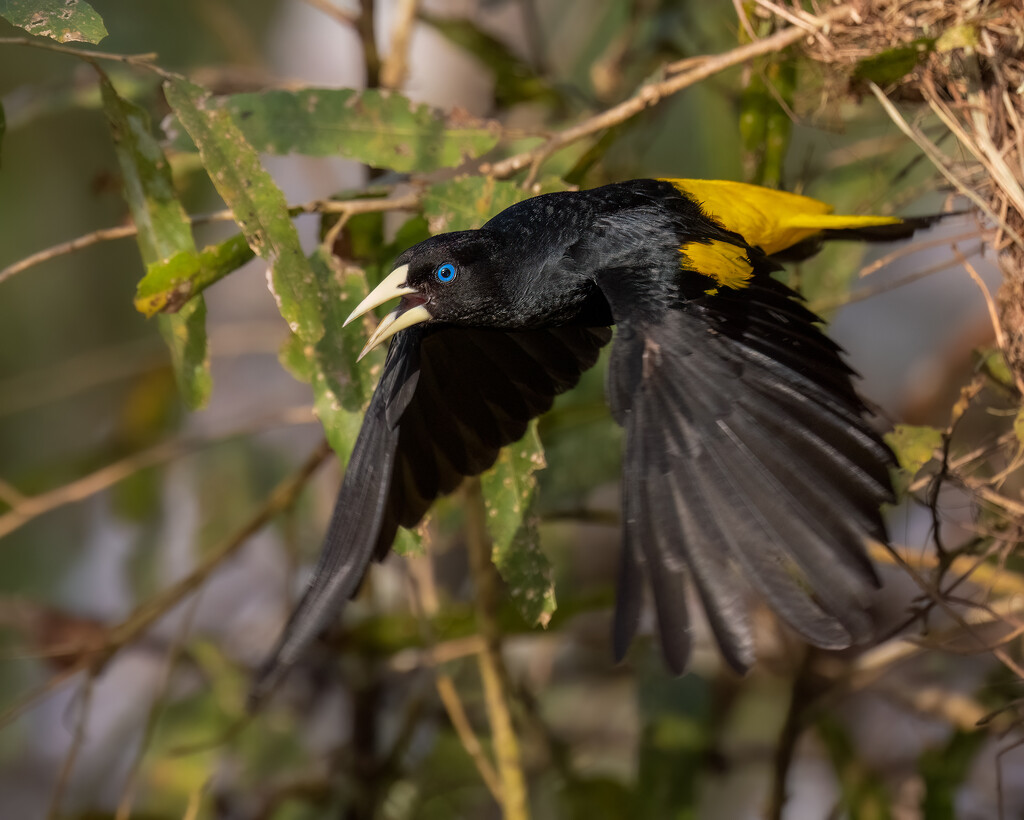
[681,240,754,290]
[661,178,903,256]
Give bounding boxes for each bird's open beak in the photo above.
[343,264,432,360]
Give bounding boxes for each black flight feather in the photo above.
[252,178,942,703]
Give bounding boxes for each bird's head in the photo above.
[344,230,515,359]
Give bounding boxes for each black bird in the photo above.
[252,177,930,702]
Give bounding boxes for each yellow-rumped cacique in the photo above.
[250,178,940,703]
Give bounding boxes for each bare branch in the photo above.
[380,0,420,89]
[0,405,315,540]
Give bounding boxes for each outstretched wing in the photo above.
[251,323,610,703]
[602,269,892,674]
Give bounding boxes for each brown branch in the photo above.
[766,653,815,820]
[380,0,420,89]
[0,37,158,66]
[358,0,381,88]
[857,229,984,279]
[808,249,977,313]
[481,2,856,180]
[102,439,331,661]
[0,224,139,284]
[300,0,358,28]
[0,405,315,540]
[0,192,418,286]
[405,551,502,801]
[869,82,1024,250]
[0,441,331,735]
[114,594,203,820]
[46,672,95,820]
[465,479,530,820]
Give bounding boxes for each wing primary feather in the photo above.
[649,375,854,646]
[250,392,399,706]
[630,391,693,673]
[645,387,757,672]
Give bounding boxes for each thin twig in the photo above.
[482,3,855,180]
[0,192,417,286]
[766,653,815,820]
[0,405,315,540]
[46,671,96,820]
[465,479,529,820]
[301,0,359,28]
[0,441,332,734]
[869,82,1024,250]
[103,440,331,660]
[857,229,983,278]
[405,552,502,800]
[0,37,158,66]
[0,225,139,284]
[881,543,1024,680]
[809,247,977,313]
[114,593,204,820]
[953,245,1024,394]
[358,0,381,88]
[380,0,420,90]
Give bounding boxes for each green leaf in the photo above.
[918,729,987,820]
[168,88,501,173]
[158,302,211,410]
[852,38,935,86]
[0,0,107,44]
[978,347,1016,390]
[936,24,979,53]
[1014,408,1024,448]
[886,424,942,478]
[99,73,210,409]
[480,421,556,627]
[279,248,378,461]
[135,232,254,316]
[163,77,324,344]
[0,99,5,168]
[422,177,548,233]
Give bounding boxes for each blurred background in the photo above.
[1,1,1021,818]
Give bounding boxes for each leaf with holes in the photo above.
[99,72,210,409]
[164,77,323,344]
[0,0,107,43]
[481,421,556,626]
[168,88,501,173]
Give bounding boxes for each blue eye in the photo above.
[436,262,457,283]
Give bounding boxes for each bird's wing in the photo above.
[251,322,610,703]
[600,270,892,674]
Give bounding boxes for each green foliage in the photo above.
[423,177,531,232]
[852,39,935,86]
[209,88,502,172]
[0,3,1011,818]
[918,730,988,819]
[134,232,254,316]
[99,72,211,409]
[481,421,556,626]
[164,77,324,344]
[886,423,943,478]
[0,0,107,44]
[0,99,5,167]
[278,248,374,461]
[818,717,894,820]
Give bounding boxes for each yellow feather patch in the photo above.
[662,178,903,255]
[681,240,754,290]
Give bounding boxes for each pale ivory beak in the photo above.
[344,265,432,360]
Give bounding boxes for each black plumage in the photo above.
[251,178,920,702]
